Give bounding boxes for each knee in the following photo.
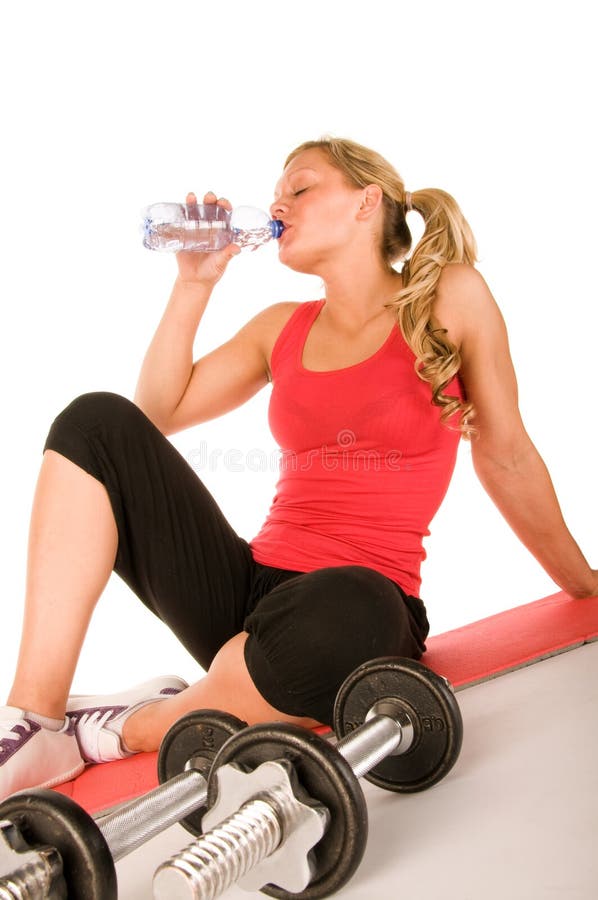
[250,566,407,663]
[245,566,416,724]
[44,393,150,470]
[50,392,142,435]
[300,566,407,659]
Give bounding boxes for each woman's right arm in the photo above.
[134,191,279,435]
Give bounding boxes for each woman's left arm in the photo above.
[435,264,598,600]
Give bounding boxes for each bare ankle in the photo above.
[121,705,160,753]
[6,689,65,720]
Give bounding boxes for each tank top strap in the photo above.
[270,300,325,377]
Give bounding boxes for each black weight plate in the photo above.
[207,722,368,900]
[157,708,247,836]
[0,789,116,900]
[334,656,463,793]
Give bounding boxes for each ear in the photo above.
[356,184,384,220]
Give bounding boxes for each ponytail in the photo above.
[388,188,478,439]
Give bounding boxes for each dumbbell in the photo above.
[0,710,246,900]
[154,656,463,899]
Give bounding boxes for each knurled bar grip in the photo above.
[97,768,208,861]
[336,713,409,778]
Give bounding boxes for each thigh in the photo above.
[44,392,255,668]
[243,565,430,725]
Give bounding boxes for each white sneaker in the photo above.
[66,675,188,763]
[0,707,85,801]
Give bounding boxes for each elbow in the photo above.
[471,430,537,479]
[133,393,171,436]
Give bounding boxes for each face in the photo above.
[270,149,369,274]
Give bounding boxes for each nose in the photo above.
[270,197,287,220]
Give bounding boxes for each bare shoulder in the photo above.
[433,263,504,350]
[434,264,526,452]
[246,300,302,333]
[240,301,302,379]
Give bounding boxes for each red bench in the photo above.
[54,590,598,815]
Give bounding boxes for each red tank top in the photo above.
[249,300,463,596]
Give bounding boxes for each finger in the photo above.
[185,191,197,204]
[220,240,241,258]
[218,242,241,265]
[216,196,233,211]
[203,190,218,204]
[186,192,200,221]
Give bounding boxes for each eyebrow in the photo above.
[273,167,318,198]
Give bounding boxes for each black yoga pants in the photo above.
[44,392,430,725]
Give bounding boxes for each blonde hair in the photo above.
[286,137,478,439]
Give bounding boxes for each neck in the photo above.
[317,253,402,328]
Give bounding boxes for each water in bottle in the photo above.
[142,202,284,252]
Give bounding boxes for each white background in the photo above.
[1,1,596,696]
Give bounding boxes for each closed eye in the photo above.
[293,188,308,196]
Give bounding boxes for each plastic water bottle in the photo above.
[142,201,284,253]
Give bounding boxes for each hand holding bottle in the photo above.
[143,192,283,261]
[136,190,283,426]
[174,192,241,288]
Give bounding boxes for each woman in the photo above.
[1,138,596,800]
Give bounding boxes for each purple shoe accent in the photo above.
[64,718,77,737]
[66,705,127,726]
[66,687,183,723]
[0,719,41,766]
[63,679,188,763]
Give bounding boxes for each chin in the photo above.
[281,258,317,275]
[278,243,321,276]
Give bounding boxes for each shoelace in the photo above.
[69,708,119,758]
[0,718,34,750]
[73,708,117,729]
